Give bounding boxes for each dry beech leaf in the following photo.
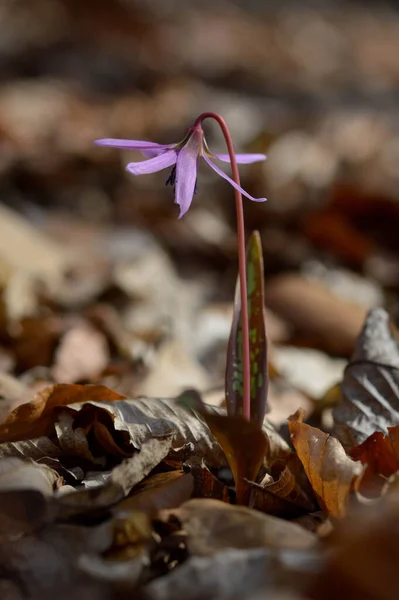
[178,390,269,504]
[53,396,290,469]
[57,435,174,512]
[288,411,364,518]
[115,470,194,517]
[0,436,62,461]
[333,308,399,449]
[0,457,60,538]
[249,462,316,518]
[188,459,230,502]
[0,457,60,494]
[160,498,316,555]
[350,425,399,495]
[0,383,126,442]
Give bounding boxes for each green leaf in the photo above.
[225,231,269,427]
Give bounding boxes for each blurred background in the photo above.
[0,0,398,422]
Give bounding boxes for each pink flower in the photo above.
[94,123,266,218]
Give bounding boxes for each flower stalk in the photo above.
[194,112,251,420]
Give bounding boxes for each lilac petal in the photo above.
[140,147,169,158]
[212,153,267,164]
[202,154,267,203]
[175,150,200,219]
[94,138,174,151]
[126,150,177,175]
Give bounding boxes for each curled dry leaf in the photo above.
[57,435,174,512]
[0,383,126,442]
[333,308,399,449]
[350,424,399,495]
[288,411,364,518]
[159,498,316,556]
[188,459,230,502]
[249,462,316,518]
[0,436,62,461]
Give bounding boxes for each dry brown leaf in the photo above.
[188,459,230,502]
[116,471,194,517]
[333,308,399,449]
[0,436,62,461]
[288,412,364,518]
[0,383,126,442]
[250,462,315,517]
[0,457,60,538]
[160,498,316,555]
[56,435,174,513]
[264,274,367,355]
[179,390,269,504]
[350,425,399,496]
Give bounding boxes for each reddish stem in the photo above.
[195,112,251,421]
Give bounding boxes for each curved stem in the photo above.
[195,112,251,421]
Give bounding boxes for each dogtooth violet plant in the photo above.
[95,112,267,422]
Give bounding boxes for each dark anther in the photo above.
[165,166,176,187]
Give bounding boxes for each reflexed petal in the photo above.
[212,153,267,164]
[202,154,267,203]
[175,130,203,218]
[94,138,174,151]
[141,147,170,158]
[126,150,177,175]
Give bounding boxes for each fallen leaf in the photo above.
[264,274,367,355]
[288,412,364,518]
[249,462,316,517]
[178,390,269,504]
[56,435,174,512]
[0,457,60,538]
[350,425,399,495]
[0,383,126,442]
[160,498,316,555]
[115,471,194,517]
[144,546,315,600]
[226,231,269,426]
[0,436,62,461]
[333,308,399,448]
[187,459,230,502]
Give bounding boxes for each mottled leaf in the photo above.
[226,231,269,426]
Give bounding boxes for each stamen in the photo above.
[165,166,176,187]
